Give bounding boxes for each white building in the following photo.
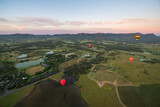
[45,51,54,55]
[22,77,28,80]
[17,54,27,58]
[82,53,92,58]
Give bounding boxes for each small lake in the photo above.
[15,58,44,68]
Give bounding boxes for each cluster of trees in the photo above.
[105,44,143,52]
[17,40,63,50]
[108,52,120,56]
[149,51,160,56]
[44,54,66,71]
[8,72,30,89]
[2,53,79,90]
[67,43,101,54]
[142,59,160,64]
[28,71,53,84]
[0,61,17,75]
[90,56,108,64]
[1,33,160,44]
[0,40,64,53]
[0,75,11,91]
[27,54,67,84]
[64,60,92,77]
[64,56,107,78]
[66,55,78,60]
[152,52,160,56]
[0,60,31,90]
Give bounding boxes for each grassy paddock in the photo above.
[26,65,44,75]
[118,84,160,107]
[116,77,130,85]
[94,65,107,71]
[0,85,34,107]
[58,62,70,71]
[106,53,160,84]
[93,70,118,82]
[49,72,64,81]
[69,58,79,66]
[75,74,121,107]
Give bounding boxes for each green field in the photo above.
[0,85,34,107]
[89,63,130,85]
[118,84,160,107]
[116,77,130,85]
[74,50,90,56]
[106,53,160,84]
[70,58,79,66]
[93,71,118,82]
[58,62,70,71]
[49,72,64,81]
[94,65,107,71]
[1,37,160,107]
[15,80,89,107]
[58,58,85,71]
[26,65,44,75]
[75,74,121,107]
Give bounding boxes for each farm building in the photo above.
[17,54,27,58]
[45,51,54,55]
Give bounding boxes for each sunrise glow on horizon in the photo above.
[0,0,160,35]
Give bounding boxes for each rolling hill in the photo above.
[0,33,160,44]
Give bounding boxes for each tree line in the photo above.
[64,56,107,78]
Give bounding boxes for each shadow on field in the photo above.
[15,80,88,107]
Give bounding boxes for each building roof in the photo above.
[45,51,54,55]
[17,54,27,58]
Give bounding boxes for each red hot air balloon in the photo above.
[60,79,66,86]
[129,57,134,62]
[89,44,93,48]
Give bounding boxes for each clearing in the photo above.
[26,65,44,75]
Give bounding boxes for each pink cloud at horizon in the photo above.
[0,17,160,34]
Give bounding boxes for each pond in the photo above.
[15,58,44,68]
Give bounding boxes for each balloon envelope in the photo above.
[60,79,66,86]
[129,57,134,62]
[135,35,140,40]
[89,44,93,48]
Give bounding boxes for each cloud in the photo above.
[0,18,8,22]
[115,18,150,24]
[152,18,160,22]
[16,17,89,27]
[0,28,123,34]
[17,17,63,26]
[0,17,89,30]
[0,17,160,34]
[65,21,87,26]
[152,10,160,15]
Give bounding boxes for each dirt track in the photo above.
[87,65,133,107]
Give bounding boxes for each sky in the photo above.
[0,0,160,34]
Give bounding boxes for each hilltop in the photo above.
[0,33,160,44]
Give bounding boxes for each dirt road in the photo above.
[87,66,128,107]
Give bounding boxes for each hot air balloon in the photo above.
[89,44,93,48]
[135,35,140,40]
[129,57,134,62]
[60,79,66,86]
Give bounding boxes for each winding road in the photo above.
[87,65,133,107]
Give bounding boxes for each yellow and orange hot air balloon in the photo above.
[135,35,140,40]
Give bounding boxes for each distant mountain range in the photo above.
[0,33,160,44]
